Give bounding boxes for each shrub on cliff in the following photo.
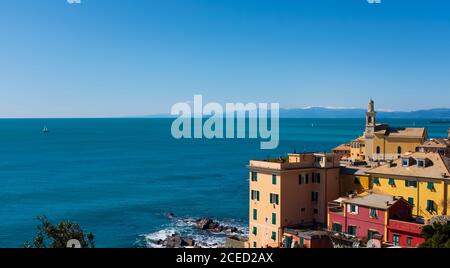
[24,215,95,248]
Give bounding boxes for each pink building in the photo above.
[387,219,425,247]
[328,193,413,242]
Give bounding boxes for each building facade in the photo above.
[249,153,340,248]
[328,193,416,244]
[367,152,450,220]
[345,100,427,163]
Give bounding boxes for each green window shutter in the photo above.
[253,241,257,248]
[368,230,373,240]
[332,223,342,233]
[393,234,400,246]
[272,213,276,225]
[427,182,434,190]
[373,177,380,185]
[257,191,260,201]
[271,231,276,240]
[251,172,257,181]
[405,180,409,187]
[347,226,356,236]
[370,208,377,218]
[426,200,435,212]
[275,194,279,205]
[389,178,395,186]
[253,209,257,220]
[252,226,257,235]
[299,237,304,247]
[272,174,277,185]
[408,197,414,206]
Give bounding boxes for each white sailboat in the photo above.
[42,125,50,133]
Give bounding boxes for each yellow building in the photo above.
[339,166,371,196]
[367,152,450,220]
[350,136,366,162]
[348,100,427,162]
[248,153,341,248]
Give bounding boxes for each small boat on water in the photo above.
[42,126,50,133]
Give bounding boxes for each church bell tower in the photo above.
[365,99,376,138]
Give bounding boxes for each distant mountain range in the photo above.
[279,107,450,119]
[145,107,450,119]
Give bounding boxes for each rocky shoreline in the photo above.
[153,214,244,248]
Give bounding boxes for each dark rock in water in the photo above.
[193,217,241,234]
[196,218,214,230]
[166,212,176,220]
[184,239,195,247]
[160,234,195,248]
[225,227,238,233]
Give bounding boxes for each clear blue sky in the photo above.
[1,0,449,118]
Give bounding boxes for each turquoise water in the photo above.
[0,118,448,247]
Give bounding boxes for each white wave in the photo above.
[138,217,248,248]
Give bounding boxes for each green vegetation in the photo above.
[24,215,95,248]
[420,221,450,248]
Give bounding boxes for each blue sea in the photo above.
[0,118,449,248]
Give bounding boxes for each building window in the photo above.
[393,234,400,246]
[388,178,396,186]
[272,213,276,225]
[252,226,257,235]
[369,208,377,218]
[405,180,417,188]
[347,225,356,236]
[402,159,409,167]
[253,241,257,248]
[253,209,257,220]
[417,159,425,168]
[272,174,277,185]
[251,190,260,201]
[271,231,276,241]
[397,146,402,154]
[349,204,358,214]
[298,174,302,184]
[427,182,435,191]
[311,192,319,202]
[270,193,279,205]
[373,177,380,185]
[406,237,412,246]
[305,174,309,184]
[376,146,381,154]
[299,237,304,247]
[354,177,361,185]
[408,197,414,206]
[251,172,257,181]
[332,223,342,233]
[426,200,435,212]
[312,173,321,184]
[368,230,379,240]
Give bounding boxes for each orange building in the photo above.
[248,153,340,248]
